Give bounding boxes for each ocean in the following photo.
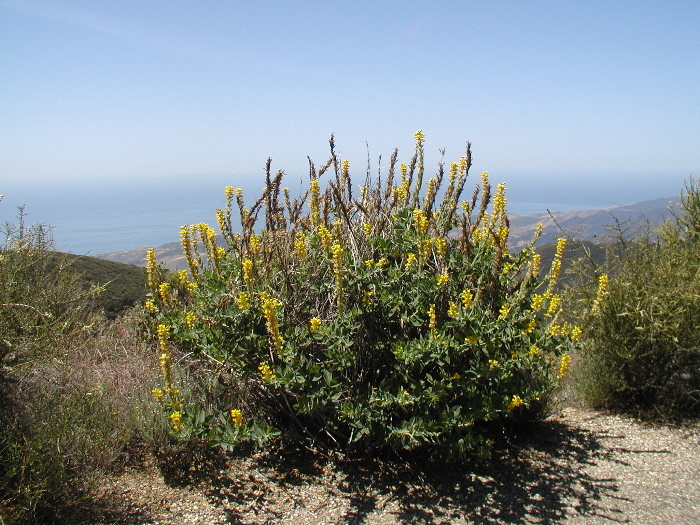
[1,171,689,256]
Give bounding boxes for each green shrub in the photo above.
[0,204,162,524]
[145,133,580,457]
[571,178,700,419]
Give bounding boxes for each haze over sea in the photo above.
[1,170,689,256]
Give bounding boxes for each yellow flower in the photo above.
[242,258,254,284]
[146,248,158,291]
[169,411,183,432]
[507,395,524,412]
[434,237,447,257]
[530,294,545,312]
[362,223,372,235]
[412,208,429,235]
[489,359,499,369]
[460,289,473,310]
[526,318,537,333]
[145,299,158,313]
[559,353,571,377]
[258,362,274,381]
[452,373,462,380]
[447,301,459,318]
[151,388,163,399]
[362,291,373,305]
[318,225,333,251]
[404,253,418,269]
[465,335,478,345]
[570,326,583,341]
[428,304,437,330]
[309,317,322,331]
[237,292,249,310]
[498,303,509,320]
[158,282,171,305]
[230,409,243,428]
[185,311,196,328]
[545,294,561,317]
[157,324,170,352]
[436,271,449,287]
[294,232,307,258]
[529,345,540,356]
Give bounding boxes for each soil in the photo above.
[76,408,700,525]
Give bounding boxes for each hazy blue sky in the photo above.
[1,0,698,192]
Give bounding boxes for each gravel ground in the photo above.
[79,408,700,525]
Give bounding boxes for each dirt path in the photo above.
[80,408,700,525]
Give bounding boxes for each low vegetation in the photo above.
[1,135,698,524]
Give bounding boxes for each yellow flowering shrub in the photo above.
[145,133,579,456]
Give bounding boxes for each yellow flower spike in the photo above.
[529,345,540,356]
[258,362,274,381]
[362,291,373,305]
[318,225,333,251]
[309,178,321,228]
[376,257,388,268]
[145,299,158,313]
[362,223,372,235]
[530,293,545,312]
[547,237,567,292]
[558,354,571,377]
[507,395,524,412]
[225,185,235,201]
[404,253,417,269]
[242,258,254,285]
[412,209,429,235]
[570,326,583,341]
[448,301,459,318]
[460,289,473,310]
[185,311,196,328]
[489,359,499,369]
[592,274,609,311]
[434,237,447,257]
[151,388,164,399]
[331,244,345,311]
[230,409,243,428]
[465,335,478,345]
[294,232,307,258]
[364,259,374,268]
[157,324,170,353]
[260,292,284,353]
[498,303,509,320]
[236,292,249,310]
[545,294,561,318]
[428,304,437,330]
[146,248,158,292]
[414,129,425,146]
[169,411,183,432]
[437,271,449,287]
[158,282,171,305]
[309,317,322,331]
[526,318,537,333]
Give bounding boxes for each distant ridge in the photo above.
[95,196,679,268]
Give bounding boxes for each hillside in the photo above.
[95,196,678,269]
[58,253,147,318]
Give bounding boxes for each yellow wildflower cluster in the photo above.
[362,291,373,305]
[309,317,322,331]
[146,248,158,292]
[318,225,333,251]
[530,293,545,312]
[436,271,449,287]
[489,359,499,369]
[412,208,429,235]
[242,259,254,285]
[260,292,284,352]
[545,293,561,318]
[558,353,571,377]
[216,208,227,235]
[185,311,196,328]
[309,178,321,227]
[530,251,541,277]
[169,411,183,432]
[460,289,473,310]
[465,335,478,345]
[294,232,307,258]
[179,225,200,281]
[448,301,459,318]
[414,129,425,147]
[498,303,510,320]
[547,237,567,292]
[258,362,274,381]
[158,282,171,306]
[592,274,608,311]
[237,292,249,310]
[145,299,158,313]
[434,237,447,257]
[362,223,372,235]
[230,409,243,428]
[427,304,437,330]
[507,395,524,412]
[404,253,418,269]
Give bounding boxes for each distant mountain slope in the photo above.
[96,197,678,268]
[508,197,678,248]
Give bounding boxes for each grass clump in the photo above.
[570,178,700,420]
[145,132,581,458]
